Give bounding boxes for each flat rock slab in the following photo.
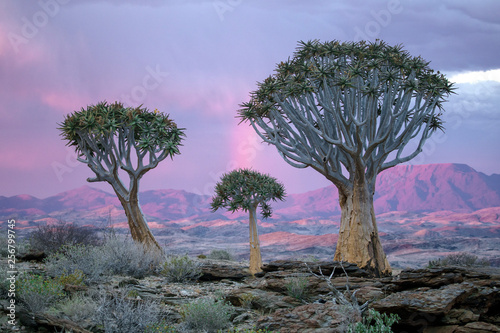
[262,260,369,277]
[256,301,360,333]
[373,282,477,321]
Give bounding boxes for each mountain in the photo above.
[1,163,499,221]
[274,163,500,218]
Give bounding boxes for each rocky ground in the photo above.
[1,257,499,333]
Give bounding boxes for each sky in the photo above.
[0,0,499,198]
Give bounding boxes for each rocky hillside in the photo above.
[3,257,499,333]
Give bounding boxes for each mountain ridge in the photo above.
[1,163,499,222]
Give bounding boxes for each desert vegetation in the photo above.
[0,222,416,332]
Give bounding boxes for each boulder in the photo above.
[454,322,500,332]
[199,261,251,281]
[227,287,300,312]
[372,282,477,323]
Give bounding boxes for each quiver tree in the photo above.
[238,40,455,276]
[211,168,286,274]
[58,101,185,252]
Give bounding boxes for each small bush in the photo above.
[16,274,65,313]
[99,237,162,278]
[285,276,309,301]
[47,293,98,323]
[239,293,256,309]
[29,221,101,254]
[93,294,165,333]
[428,252,490,268]
[45,236,161,284]
[45,244,108,284]
[161,255,203,283]
[56,269,86,286]
[348,309,399,333]
[0,264,11,298]
[180,296,234,333]
[208,249,235,261]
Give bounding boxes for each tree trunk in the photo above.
[248,206,263,275]
[334,181,391,277]
[115,191,163,254]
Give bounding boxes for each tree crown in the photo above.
[236,40,456,190]
[239,39,454,129]
[211,168,286,219]
[59,101,184,157]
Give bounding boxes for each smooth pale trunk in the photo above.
[115,191,162,253]
[334,182,391,277]
[248,206,263,275]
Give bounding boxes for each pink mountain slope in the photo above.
[1,164,499,221]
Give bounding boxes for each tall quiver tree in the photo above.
[238,40,455,276]
[211,168,286,275]
[58,101,185,253]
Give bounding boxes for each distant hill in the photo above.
[1,163,499,222]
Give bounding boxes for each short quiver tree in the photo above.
[58,101,185,252]
[211,168,286,274]
[238,40,455,276]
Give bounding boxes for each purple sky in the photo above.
[1,0,499,198]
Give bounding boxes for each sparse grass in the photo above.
[160,254,203,283]
[208,249,235,261]
[180,296,234,333]
[285,275,309,301]
[47,293,99,323]
[427,252,490,268]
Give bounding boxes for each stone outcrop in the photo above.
[256,301,360,333]
[3,258,499,333]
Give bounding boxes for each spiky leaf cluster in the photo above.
[58,101,185,186]
[239,39,454,125]
[211,168,286,219]
[59,101,183,157]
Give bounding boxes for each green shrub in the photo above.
[180,296,234,332]
[428,252,490,268]
[348,309,399,333]
[239,293,256,309]
[0,264,11,298]
[56,269,86,286]
[16,274,65,313]
[47,293,98,323]
[285,276,309,300]
[161,255,202,283]
[208,249,235,261]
